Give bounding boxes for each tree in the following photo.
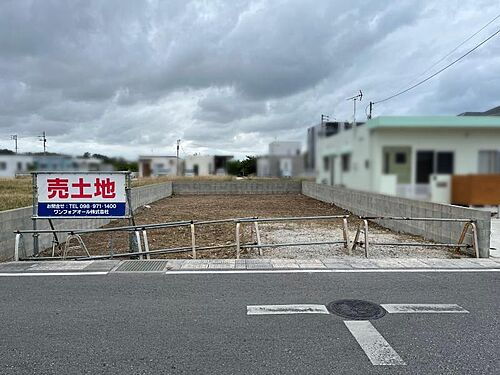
[226,156,256,176]
[240,156,256,176]
[227,160,241,176]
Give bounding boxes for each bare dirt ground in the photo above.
[44,194,466,259]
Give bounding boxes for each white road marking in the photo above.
[344,321,406,366]
[247,304,329,315]
[381,304,469,314]
[164,269,500,275]
[0,272,108,277]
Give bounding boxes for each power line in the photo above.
[406,13,500,86]
[373,26,500,105]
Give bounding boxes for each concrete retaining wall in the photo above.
[0,182,173,261]
[1,179,491,260]
[172,180,302,195]
[302,182,491,257]
[130,182,173,208]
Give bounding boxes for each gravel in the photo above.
[254,223,466,259]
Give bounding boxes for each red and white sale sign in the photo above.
[36,173,127,218]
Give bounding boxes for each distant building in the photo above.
[268,141,301,156]
[0,154,113,178]
[138,155,180,178]
[32,155,113,172]
[184,155,233,176]
[306,121,363,171]
[315,116,500,201]
[73,157,114,172]
[0,155,33,178]
[257,141,304,177]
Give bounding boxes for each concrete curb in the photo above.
[1,258,499,274]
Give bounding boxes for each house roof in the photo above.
[366,116,500,129]
[459,105,500,116]
[139,155,177,159]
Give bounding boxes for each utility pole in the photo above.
[346,90,363,127]
[368,101,373,119]
[10,135,18,154]
[176,139,181,176]
[38,131,47,155]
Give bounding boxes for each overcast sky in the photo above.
[1,0,499,159]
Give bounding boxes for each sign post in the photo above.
[32,171,133,255]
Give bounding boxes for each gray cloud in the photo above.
[0,0,499,159]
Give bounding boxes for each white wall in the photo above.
[370,128,500,192]
[315,124,372,191]
[139,156,179,177]
[0,155,33,178]
[257,158,270,177]
[269,141,301,156]
[184,155,213,176]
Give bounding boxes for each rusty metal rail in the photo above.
[14,215,351,261]
[13,214,480,261]
[350,216,479,258]
[235,215,350,258]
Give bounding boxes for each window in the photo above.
[323,156,329,171]
[169,159,175,166]
[341,153,351,172]
[416,150,454,183]
[478,150,500,173]
[0,162,6,170]
[365,159,370,169]
[395,152,406,164]
[437,152,454,174]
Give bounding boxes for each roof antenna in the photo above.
[346,90,363,126]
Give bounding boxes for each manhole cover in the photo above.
[327,299,386,320]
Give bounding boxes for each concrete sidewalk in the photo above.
[1,258,499,274]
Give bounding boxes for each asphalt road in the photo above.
[0,271,499,374]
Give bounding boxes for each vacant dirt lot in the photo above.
[42,194,465,259]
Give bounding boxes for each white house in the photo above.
[315,116,500,201]
[0,154,33,177]
[257,141,304,177]
[184,155,233,176]
[138,155,180,177]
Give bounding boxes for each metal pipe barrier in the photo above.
[350,216,479,258]
[14,215,351,261]
[14,214,479,261]
[235,215,351,259]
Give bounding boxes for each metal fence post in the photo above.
[235,222,241,259]
[190,222,196,259]
[342,217,350,253]
[135,231,143,260]
[32,173,39,255]
[14,233,21,261]
[350,223,361,253]
[254,221,262,256]
[363,219,369,258]
[142,230,151,260]
[470,222,479,258]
